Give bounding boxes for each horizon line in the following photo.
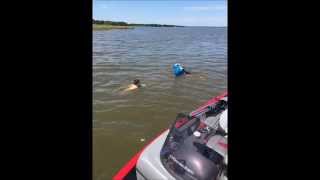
[93,19,227,28]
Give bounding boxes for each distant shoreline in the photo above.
[93,24,134,31]
[93,19,184,31]
[92,20,227,31]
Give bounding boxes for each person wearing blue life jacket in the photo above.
[172,63,191,77]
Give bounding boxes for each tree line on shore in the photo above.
[93,19,184,27]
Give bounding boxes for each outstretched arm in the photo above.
[184,70,191,74]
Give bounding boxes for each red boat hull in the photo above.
[112,91,227,180]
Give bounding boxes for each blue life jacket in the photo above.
[172,63,185,76]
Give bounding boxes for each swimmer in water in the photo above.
[124,79,141,92]
[172,63,191,77]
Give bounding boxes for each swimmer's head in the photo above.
[133,79,140,86]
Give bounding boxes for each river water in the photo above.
[93,26,227,180]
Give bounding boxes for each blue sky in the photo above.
[93,0,227,27]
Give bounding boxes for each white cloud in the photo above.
[100,4,108,9]
[180,16,227,26]
[183,6,226,11]
[148,16,227,26]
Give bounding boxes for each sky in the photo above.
[93,0,227,27]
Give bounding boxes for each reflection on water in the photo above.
[93,27,227,180]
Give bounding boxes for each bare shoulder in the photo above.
[124,84,138,91]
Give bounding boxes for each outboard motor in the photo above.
[160,98,228,180]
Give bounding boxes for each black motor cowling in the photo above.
[160,113,226,180]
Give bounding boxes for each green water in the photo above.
[93,27,227,180]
